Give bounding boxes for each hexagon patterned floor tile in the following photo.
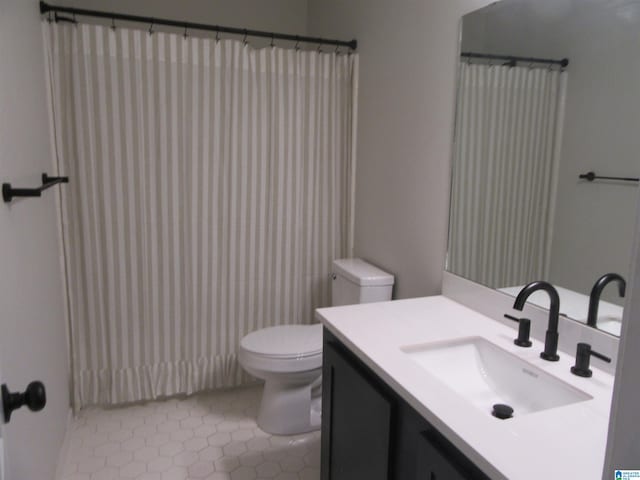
[60,386,321,480]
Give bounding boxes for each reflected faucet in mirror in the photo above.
[513,281,560,361]
[587,273,626,329]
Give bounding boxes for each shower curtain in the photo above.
[448,63,567,288]
[43,22,358,409]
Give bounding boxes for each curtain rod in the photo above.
[39,1,358,51]
[461,52,569,68]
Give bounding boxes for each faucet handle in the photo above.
[504,314,532,348]
[571,343,611,377]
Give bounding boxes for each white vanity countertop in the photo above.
[316,296,614,480]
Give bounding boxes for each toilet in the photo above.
[238,258,394,435]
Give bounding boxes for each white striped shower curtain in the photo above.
[448,63,567,289]
[43,22,358,409]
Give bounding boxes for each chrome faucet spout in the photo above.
[513,281,561,361]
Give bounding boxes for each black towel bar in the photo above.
[579,171,639,183]
[2,173,69,203]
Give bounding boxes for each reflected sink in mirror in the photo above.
[402,337,592,418]
[597,316,623,337]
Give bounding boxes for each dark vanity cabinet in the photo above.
[321,334,394,480]
[321,329,490,480]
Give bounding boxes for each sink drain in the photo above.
[492,404,514,419]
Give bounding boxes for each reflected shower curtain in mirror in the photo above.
[448,63,567,288]
[43,23,358,409]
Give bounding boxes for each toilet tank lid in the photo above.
[332,258,394,287]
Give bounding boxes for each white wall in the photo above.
[0,1,70,479]
[307,0,492,299]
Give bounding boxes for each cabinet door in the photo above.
[321,339,394,480]
[416,430,489,480]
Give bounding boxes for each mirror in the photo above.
[447,0,640,337]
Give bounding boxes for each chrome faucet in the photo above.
[513,281,561,361]
[587,273,626,328]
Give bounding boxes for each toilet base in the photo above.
[256,374,322,435]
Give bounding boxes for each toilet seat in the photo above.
[239,324,323,373]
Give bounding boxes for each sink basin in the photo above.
[401,337,592,418]
[596,315,622,336]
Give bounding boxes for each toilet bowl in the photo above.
[239,324,323,435]
[238,258,394,435]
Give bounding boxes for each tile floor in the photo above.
[60,386,320,480]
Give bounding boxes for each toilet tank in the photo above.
[331,258,394,306]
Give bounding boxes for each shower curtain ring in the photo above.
[111,16,116,31]
[294,36,300,51]
[317,43,323,53]
[243,30,248,45]
[148,21,154,35]
[270,34,275,48]
[183,25,188,39]
[47,11,53,23]
[215,28,220,43]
